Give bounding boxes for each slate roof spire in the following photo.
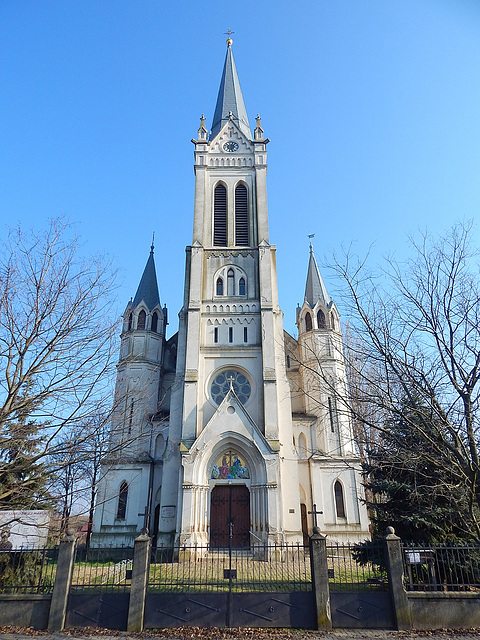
[210,37,251,140]
[304,241,330,308]
[132,240,161,310]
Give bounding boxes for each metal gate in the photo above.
[144,543,315,628]
[328,542,394,629]
[65,546,133,630]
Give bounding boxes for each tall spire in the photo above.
[304,241,330,308]
[210,37,251,140]
[132,243,161,309]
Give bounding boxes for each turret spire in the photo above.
[132,243,161,309]
[304,240,330,308]
[210,38,251,140]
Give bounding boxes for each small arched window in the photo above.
[235,183,248,246]
[128,313,133,331]
[239,277,246,296]
[216,277,223,296]
[151,312,158,333]
[137,310,146,330]
[117,481,128,520]
[305,312,312,332]
[227,268,235,296]
[317,309,326,329]
[334,481,346,518]
[331,314,336,331]
[214,184,227,246]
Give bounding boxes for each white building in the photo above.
[92,39,370,549]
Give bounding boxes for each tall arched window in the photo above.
[235,184,248,246]
[334,481,346,518]
[117,481,128,520]
[128,313,133,331]
[317,309,326,329]
[227,268,235,296]
[155,434,165,459]
[305,312,312,332]
[151,312,158,333]
[239,277,246,296]
[213,184,227,246]
[298,432,307,459]
[137,310,146,330]
[331,314,336,331]
[216,277,223,296]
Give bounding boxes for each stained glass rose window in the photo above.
[210,369,251,405]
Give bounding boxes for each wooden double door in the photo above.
[210,484,250,548]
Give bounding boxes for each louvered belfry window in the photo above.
[235,184,248,246]
[214,184,227,246]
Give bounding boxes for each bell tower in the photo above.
[157,38,303,547]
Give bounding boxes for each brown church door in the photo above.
[210,485,250,548]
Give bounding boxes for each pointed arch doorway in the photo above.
[210,485,250,548]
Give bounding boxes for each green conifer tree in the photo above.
[364,395,477,543]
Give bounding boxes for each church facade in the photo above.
[92,40,370,548]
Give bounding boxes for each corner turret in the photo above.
[122,243,166,338]
[297,242,339,336]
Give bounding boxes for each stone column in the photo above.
[48,529,77,631]
[127,532,151,632]
[384,526,412,630]
[309,529,332,630]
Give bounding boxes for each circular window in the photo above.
[211,369,251,406]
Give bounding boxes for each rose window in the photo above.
[210,369,251,405]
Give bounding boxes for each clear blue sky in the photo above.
[2,1,480,337]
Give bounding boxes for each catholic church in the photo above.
[92,39,370,549]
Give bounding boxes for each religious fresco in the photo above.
[211,450,249,479]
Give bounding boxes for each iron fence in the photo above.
[71,545,134,592]
[0,547,58,594]
[149,543,311,592]
[403,543,480,591]
[326,542,388,591]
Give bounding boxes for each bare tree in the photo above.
[0,218,119,509]
[332,221,480,540]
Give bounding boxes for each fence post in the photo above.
[127,531,151,632]
[384,526,412,630]
[48,528,77,631]
[309,528,332,630]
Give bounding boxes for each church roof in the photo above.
[210,40,251,140]
[132,245,160,310]
[304,243,330,308]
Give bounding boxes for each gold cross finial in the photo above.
[225,28,234,46]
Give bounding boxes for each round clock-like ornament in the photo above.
[223,141,239,152]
